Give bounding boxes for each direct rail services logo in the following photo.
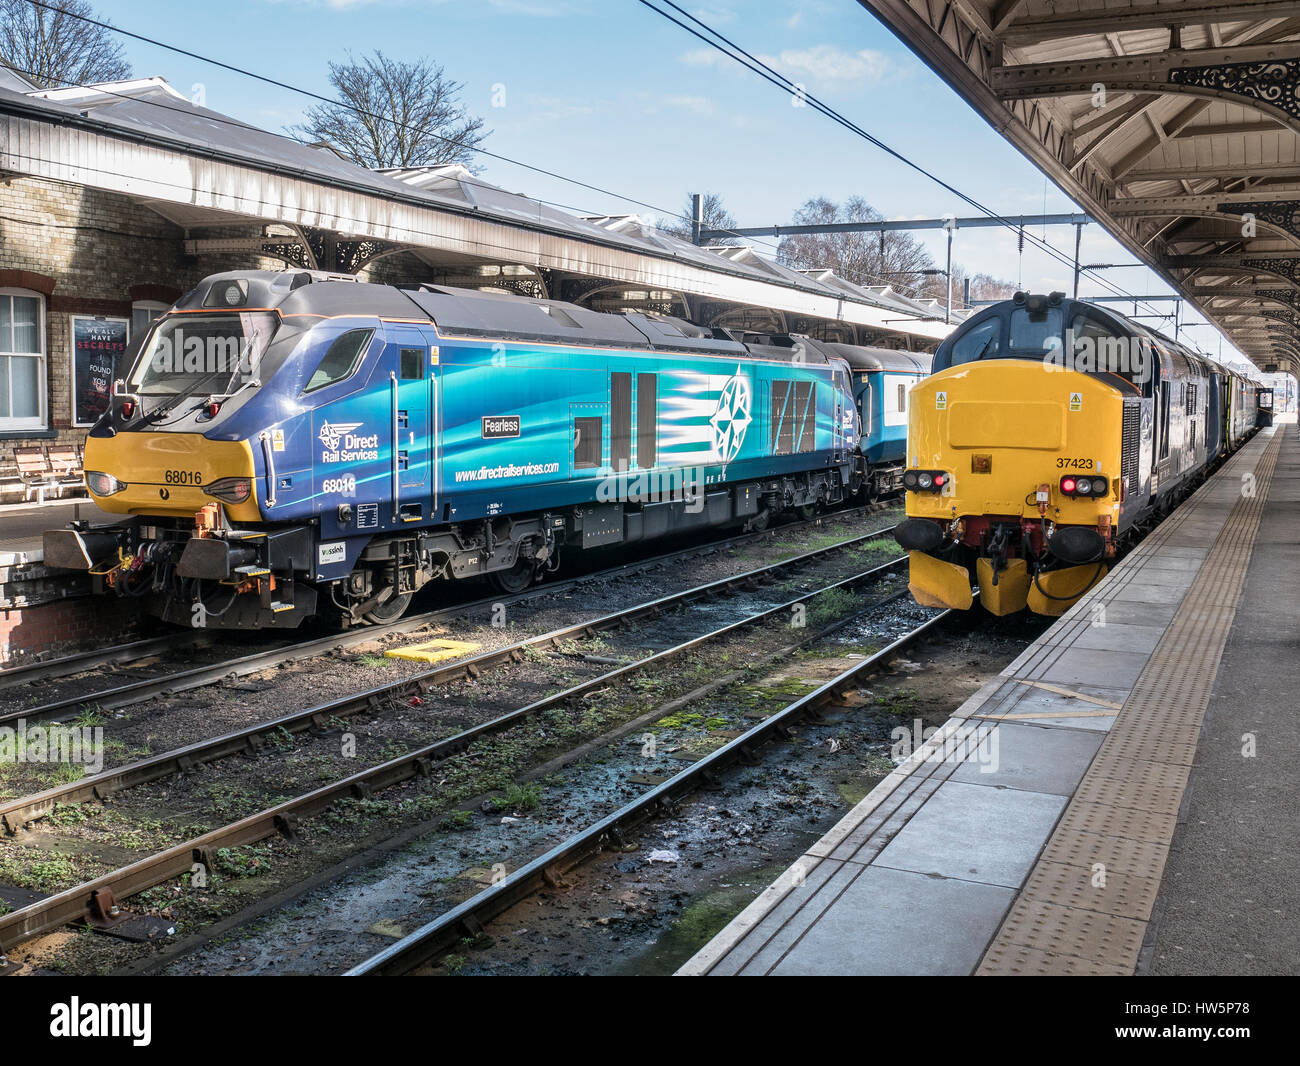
[49,997,151,1047]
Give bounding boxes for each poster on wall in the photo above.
[71,315,129,427]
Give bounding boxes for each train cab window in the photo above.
[399,347,424,380]
[574,416,602,470]
[1068,312,1149,393]
[948,317,1000,365]
[1009,306,1064,357]
[304,328,374,393]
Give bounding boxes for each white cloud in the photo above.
[680,48,732,69]
[761,45,893,84]
[680,43,897,88]
[664,94,716,115]
[527,94,599,121]
[276,0,587,13]
[690,5,736,23]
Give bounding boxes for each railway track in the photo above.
[345,610,951,976]
[0,525,900,831]
[0,633,210,691]
[0,501,896,727]
[0,531,912,960]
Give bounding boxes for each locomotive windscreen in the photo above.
[130,311,278,397]
[1009,306,1065,357]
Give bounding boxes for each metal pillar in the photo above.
[1072,222,1083,299]
[943,215,957,325]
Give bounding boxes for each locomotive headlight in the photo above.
[86,471,126,496]
[204,278,249,308]
[202,476,252,504]
[904,469,947,493]
[1074,477,1092,495]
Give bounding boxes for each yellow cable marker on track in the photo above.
[385,638,481,664]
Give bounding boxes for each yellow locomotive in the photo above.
[893,292,1263,616]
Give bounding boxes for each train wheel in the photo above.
[489,559,537,595]
[796,504,818,521]
[363,591,413,625]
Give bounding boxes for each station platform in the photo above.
[0,497,113,563]
[681,422,1296,976]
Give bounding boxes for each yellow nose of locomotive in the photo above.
[84,432,262,523]
[899,360,1126,615]
[906,361,1123,523]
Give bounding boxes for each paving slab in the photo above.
[949,722,1103,795]
[871,780,1067,887]
[766,866,1015,976]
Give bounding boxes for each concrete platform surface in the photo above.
[0,498,116,561]
[681,425,1293,977]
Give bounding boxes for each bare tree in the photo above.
[966,271,1018,306]
[777,197,937,297]
[293,51,489,171]
[659,192,740,244]
[0,0,131,89]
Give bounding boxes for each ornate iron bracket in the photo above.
[1218,200,1300,238]
[1171,59,1300,122]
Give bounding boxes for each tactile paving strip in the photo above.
[977,429,1284,975]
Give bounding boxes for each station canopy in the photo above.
[859,0,1300,373]
[0,72,959,345]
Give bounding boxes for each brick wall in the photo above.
[0,174,279,490]
[0,595,152,665]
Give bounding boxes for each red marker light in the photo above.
[933,474,946,487]
[206,401,221,418]
[120,400,135,419]
[1061,477,1077,494]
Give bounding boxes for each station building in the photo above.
[0,66,957,498]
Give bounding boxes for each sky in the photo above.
[82,0,1249,365]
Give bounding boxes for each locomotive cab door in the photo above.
[831,362,850,459]
[390,327,435,524]
[1206,371,1224,458]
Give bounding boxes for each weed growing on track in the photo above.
[492,782,542,812]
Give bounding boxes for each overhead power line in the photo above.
[634,0,1171,318]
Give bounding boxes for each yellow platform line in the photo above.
[385,638,480,664]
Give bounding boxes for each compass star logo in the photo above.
[710,369,752,465]
[318,420,361,452]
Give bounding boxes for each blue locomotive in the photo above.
[46,270,886,630]
[828,344,931,499]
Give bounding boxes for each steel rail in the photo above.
[345,610,952,975]
[0,633,209,690]
[0,530,901,832]
[0,552,914,951]
[0,504,892,728]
